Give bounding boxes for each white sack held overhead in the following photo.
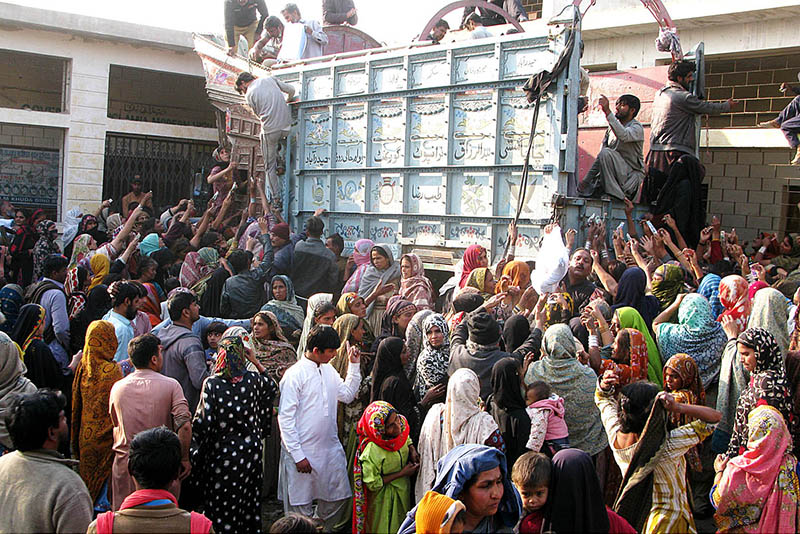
[61,208,83,249]
[531,224,569,294]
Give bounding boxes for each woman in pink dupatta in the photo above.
[712,403,800,533]
[343,238,375,293]
[399,253,434,311]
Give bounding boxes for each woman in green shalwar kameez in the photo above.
[352,401,419,534]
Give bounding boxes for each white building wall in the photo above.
[0,20,217,218]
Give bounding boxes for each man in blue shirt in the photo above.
[102,282,139,362]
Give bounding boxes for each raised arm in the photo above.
[211,191,234,231]
[110,192,152,253]
[590,249,618,297]
[652,292,685,332]
[93,199,112,218]
[189,205,215,250]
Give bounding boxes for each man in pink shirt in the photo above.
[109,333,192,510]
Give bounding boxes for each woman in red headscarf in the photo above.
[458,244,488,289]
[352,401,419,534]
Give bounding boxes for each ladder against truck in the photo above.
[193,7,705,274]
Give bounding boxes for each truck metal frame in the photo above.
[194,12,704,272]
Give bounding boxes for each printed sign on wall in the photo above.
[0,147,59,207]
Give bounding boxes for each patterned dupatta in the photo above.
[352,401,409,534]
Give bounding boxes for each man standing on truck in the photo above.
[224,0,269,56]
[643,60,738,246]
[235,72,296,205]
[281,3,328,59]
[578,94,644,201]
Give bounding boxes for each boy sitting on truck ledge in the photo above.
[578,94,644,202]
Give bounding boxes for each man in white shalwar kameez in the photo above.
[278,324,360,528]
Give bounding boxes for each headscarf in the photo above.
[487,357,530,467]
[189,247,221,297]
[600,328,649,386]
[9,210,38,261]
[70,319,121,500]
[543,448,611,533]
[296,293,333,358]
[656,294,727,388]
[698,273,723,319]
[331,313,362,380]
[415,368,500,501]
[138,232,160,257]
[370,336,407,402]
[406,444,522,533]
[343,238,375,293]
[0,332,35,449]
[543,292,575,328]
[12,304,46,354]
[65,267,88,320]
[179,251,210,288]
[465,267,493,298]
[212,335,249,383]
[89,253,110,290]
[616,307,663,387]
[358,244,401,316]
[105,213,122,236]
[415,492,467,534]
[663,353,705,406]
[414,314,450,400]
[651,264,684,310]
[379,297,417,338]
[499,260,531,290]
[69,234,93,270]
[458,244,486,288]
[717,275,751,333]
[262,275,305,336]
[400,253,434,310]
[612,267,661,329]
[0,285,23,335]
[502,315,530,354]
[713,404,800,533]
[250,310,295,382]
[747,287,789,356]
[352,401,410,534]
[32,219,61,280]
[404,309,434,380]
[726,328,794,459]
[748,280,768,300]
[525,324,607,456]
[336,292,360,315]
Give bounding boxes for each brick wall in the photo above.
[704,53,800,128]
[703,147,800,244]
[520,0,543,19]
[0,122,63,151]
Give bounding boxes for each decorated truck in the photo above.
[193,15,704,273]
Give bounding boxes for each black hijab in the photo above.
[370,337,408,402]
[11,304,44,350]
[502,315,530,353]
[84,284,112,320]
[370,336,419,439]
[486,357,530,468]
[612,267,661,329]
[544,448,611,533]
